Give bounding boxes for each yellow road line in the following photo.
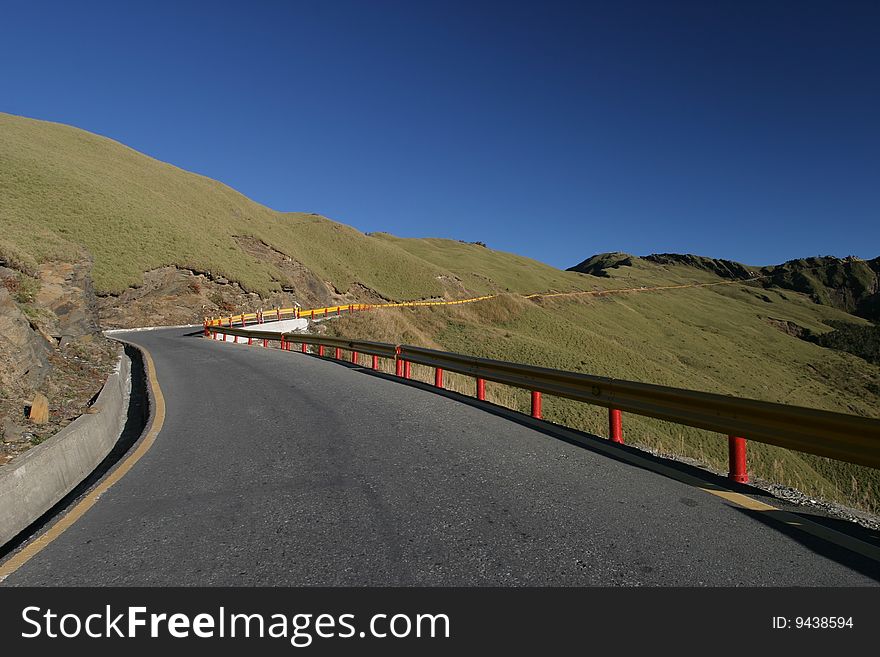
[699,488,880,562]
[0,344,166,582]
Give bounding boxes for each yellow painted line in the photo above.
[699,487,880,562]
[0,345,167,582]
[702,489,778,512]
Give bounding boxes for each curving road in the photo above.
[3,327,880,586]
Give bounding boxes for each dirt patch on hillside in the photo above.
[233,236,389,306]
[766,317,809,338]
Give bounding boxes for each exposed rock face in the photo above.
[1,264,117,463]
[96,244,390,329]
[234,236,336,306]
[0,287,51,392]
[34,260,100,340]
[97,266,220,328]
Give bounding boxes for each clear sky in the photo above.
[2,1,878,268]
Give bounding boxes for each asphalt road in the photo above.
[4,327,880,585]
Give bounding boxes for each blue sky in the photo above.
[2,1,878,268]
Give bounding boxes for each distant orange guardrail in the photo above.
[203,295,500,329]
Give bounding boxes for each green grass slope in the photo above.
[372,233,594,295]
[1,112,596,301]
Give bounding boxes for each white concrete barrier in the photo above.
[0,350,131,548]
[249,318,309,333]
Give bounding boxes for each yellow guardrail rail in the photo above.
[207,327,880,482]
[204,295,499,328]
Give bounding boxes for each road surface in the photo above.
[3,327,879,585]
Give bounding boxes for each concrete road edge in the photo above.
[0,349,131,548]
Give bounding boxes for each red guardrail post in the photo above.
[280,336,286,350]
[335,347,342,360]
[531,391,542,419]
[248,337,253,346]
[318,345,325,357]
[728,436,748,483]
[609,408,623,444]
[371,355,379,370]
[351,351,359,364]
[476,378,486,401]
[301,342,307,354]
[435,368,444,389]
[404,361,411,379]
[337,307,341,316]
[234,335,239,344]
[263,339,268,348]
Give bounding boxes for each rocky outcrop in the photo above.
[1,264,118,463]
[34,260,100,341]
[0,287,50,392]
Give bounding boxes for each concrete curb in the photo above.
[0,350,131,548]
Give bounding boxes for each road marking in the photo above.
[0,344,166,582]
[699,487,880,563]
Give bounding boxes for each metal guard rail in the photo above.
[208,326,880,481]
[204,295,499,328]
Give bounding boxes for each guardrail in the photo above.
[203,295,499,330]
[207,326,880,484]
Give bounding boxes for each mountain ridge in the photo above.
[570,251,880,322]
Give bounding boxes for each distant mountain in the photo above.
[760,256,880,322]
[569,252,880,322]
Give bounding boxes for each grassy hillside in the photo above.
[372,234,595,295]
[0,112,595,301]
